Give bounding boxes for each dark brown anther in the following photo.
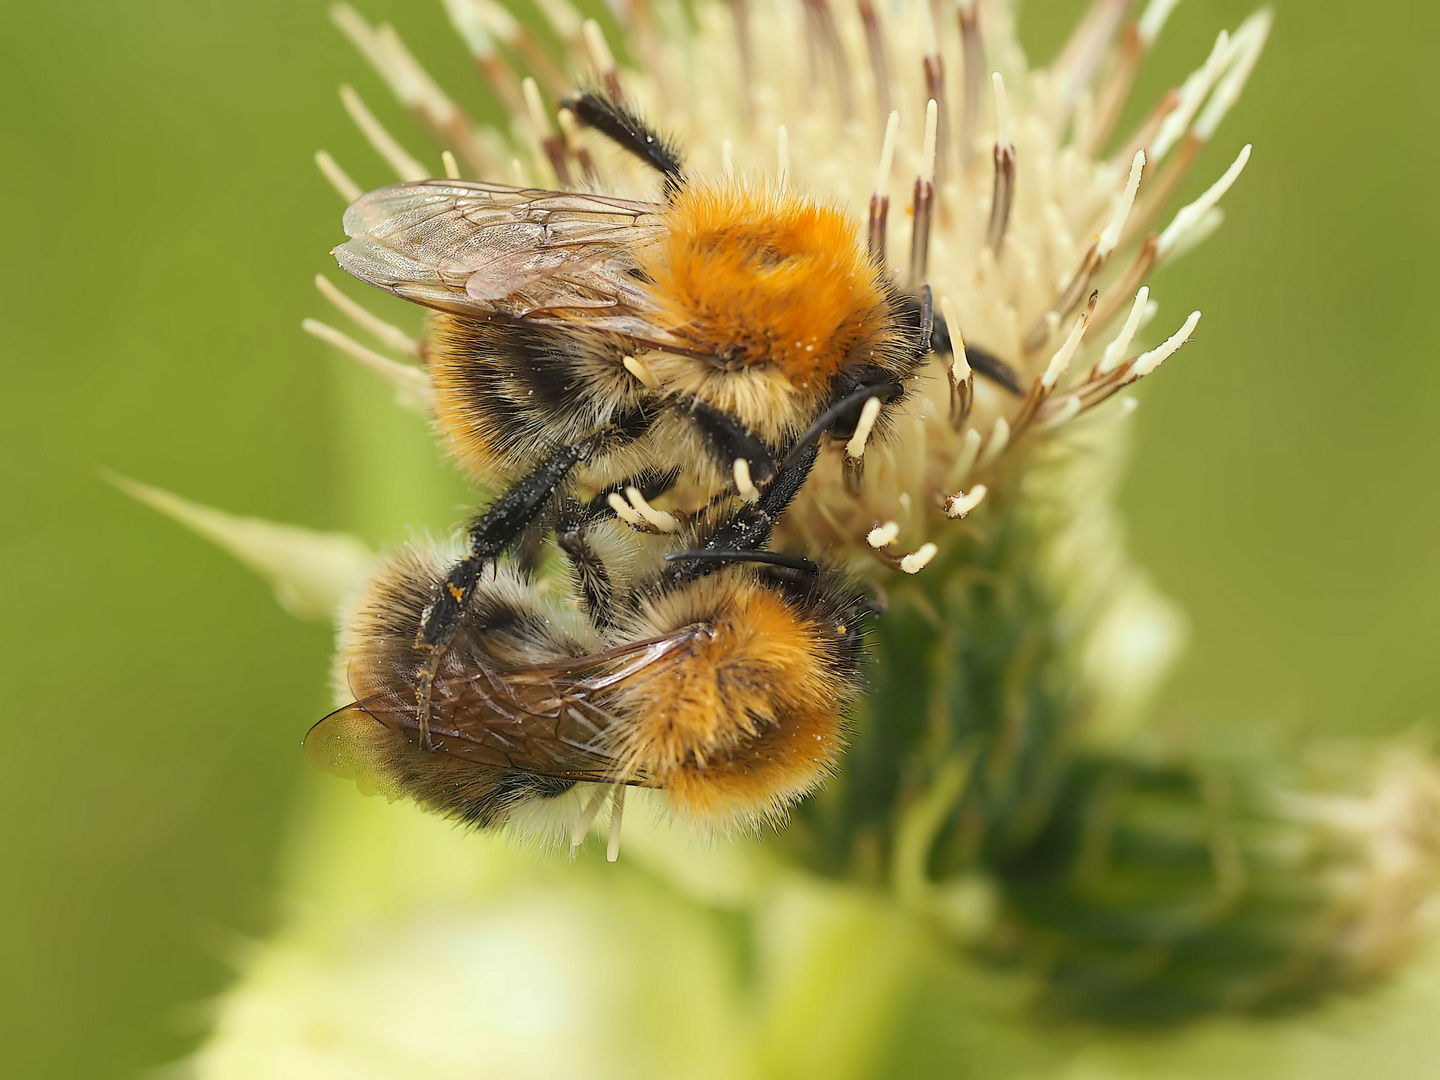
[910,175,934,288]
[868,192,890,263]
[985,142,1015,254]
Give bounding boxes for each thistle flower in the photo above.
[144,0,1440,1072]
[312,0,1266,578]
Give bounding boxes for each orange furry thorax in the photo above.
[641,181,892,390]
[611,577,848,824]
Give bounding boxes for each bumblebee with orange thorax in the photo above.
[332,91,930,746]
[306,449,876,853]
[335,132,923,497]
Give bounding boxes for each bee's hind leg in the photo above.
[561,90,686,195]
[413,434,605,747]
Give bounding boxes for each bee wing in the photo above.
[334,180,678,340]
[306,625,711,785]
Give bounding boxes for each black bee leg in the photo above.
[964,345,1026,395]
[664,550,820,576]
[561,90,686,197]
[665,444,821,587]
[556,499,616,630]
[413,434,604,747]
[679,396,778,495]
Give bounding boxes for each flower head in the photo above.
[316,0,1268,582]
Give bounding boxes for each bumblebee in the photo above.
[334,92,928,500]
[332,91,937,740]
[305,448,875,852]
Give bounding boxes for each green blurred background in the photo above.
[0,0,1436,1074]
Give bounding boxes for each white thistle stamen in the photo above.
[334,6,487,173]
[734,458,760,504]
[339,84,426,181]
[1150,30,1231,163]
[946,427,983,489]
[900,543,939,574]
[1034,395,1082,432]
[622,354,660,389]
[1129,310,1201,378]
[1098,285,1151,375]
[1084,0,1177,152]
[441,150,460,179]
[846,397,883,461]
[722,139,735,178]
[867,521,900,548]
[1157,144,1251,259]
[302,318,431,405]
[523,76,568,185]
[624,487,680,533]
[1195,11,1272,142]
[941,295,970,386]
[314,151,361,203]
[314,275,421,358]
[520,76,550,137]
[1165,207,1226,263]
[556,108,598,184]
[571,784,608,849]
[443,0,524,112]
[1097,150,1145,256]
[944,485,987,519]
[922,0,948,178]
[1042,306,1092,391]
[876,110,900,197]
[777,124,790,187]
[992,71,1011,148]
[1137,0,1183,44]
[606,785,627,862]
[976,416,1010,470]
[534,0,583,43]
[582,19,622,99]
[1053,0,1133,104]
[606,491,647,528]
[920,97,939,183]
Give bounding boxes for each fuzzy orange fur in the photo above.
[642,181,893,391]
[613,576,851,825]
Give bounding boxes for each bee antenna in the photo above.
[663,550,819,575]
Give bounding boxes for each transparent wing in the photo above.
[334,180,678,341]
[306,624,712,783]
